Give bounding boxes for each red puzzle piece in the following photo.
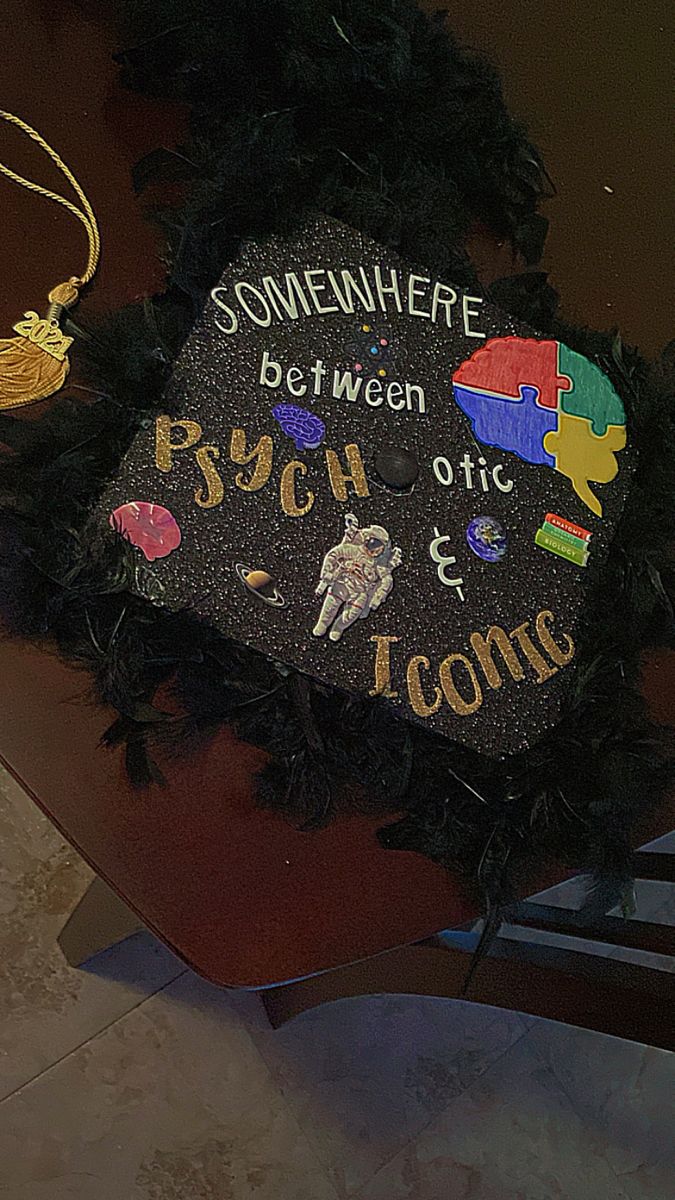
[453,336,572,410]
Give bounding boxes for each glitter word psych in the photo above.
[154,415,371,518]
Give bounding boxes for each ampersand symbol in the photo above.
[429,527,465,598]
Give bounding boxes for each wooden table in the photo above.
[0,0,672,997]
[0,635,482,984]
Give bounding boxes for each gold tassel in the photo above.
[0,109,101,410]
[0,280,79,411]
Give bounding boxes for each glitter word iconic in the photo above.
[370,609,575,722]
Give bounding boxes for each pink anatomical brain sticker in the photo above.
[110,502,181,562]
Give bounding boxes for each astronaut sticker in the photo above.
[313,513,402,643]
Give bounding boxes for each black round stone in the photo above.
[373,444,419,491]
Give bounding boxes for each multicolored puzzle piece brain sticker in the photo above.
[452,337,626,516]
[272,402,326,450]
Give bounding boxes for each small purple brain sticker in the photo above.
[272,403,326,451]
[109,501,181,562]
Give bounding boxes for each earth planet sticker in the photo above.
[466,516,508,563]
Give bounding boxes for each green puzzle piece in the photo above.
[558,343,625,436]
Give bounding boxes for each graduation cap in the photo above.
[100,215,632,756]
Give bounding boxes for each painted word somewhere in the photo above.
[154,416,370,517]
[370,610,575,720]
[210,266,486,338]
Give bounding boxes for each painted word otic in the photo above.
[432,451,514,493]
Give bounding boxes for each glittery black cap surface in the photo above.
[100,216,633,755]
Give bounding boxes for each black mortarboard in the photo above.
[101,215,632,755]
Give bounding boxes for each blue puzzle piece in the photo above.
[452,382,557,467]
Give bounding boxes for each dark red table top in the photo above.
[0,636,481,985]
[0,0,672,988]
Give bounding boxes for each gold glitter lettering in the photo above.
[406,654,442,717]
[230,428,273,492]
[510,621,558,684]
[194,445,224,509]
[155,415,203,473]
[369,635,400,698]
[280,460,315,517]
[470,626,525,690]
[325,443,370,502]
[535,610,575,667]
[439,653,483,716]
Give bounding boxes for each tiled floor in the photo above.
[0,766,673,1199]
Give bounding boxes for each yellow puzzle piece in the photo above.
[543,412,626,517]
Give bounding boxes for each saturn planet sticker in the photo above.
[235,563,286,607]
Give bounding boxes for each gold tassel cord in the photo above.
[0,110,100,411]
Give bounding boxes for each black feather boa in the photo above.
[1,0,673,917]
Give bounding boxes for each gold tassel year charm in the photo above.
[0,279,79,409]
[0,111,100,411]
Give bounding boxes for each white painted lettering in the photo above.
[286,366,307,397]
[433,456,454,486]
[407,274,431,319]
[234,281,272,327]
[387,380,405,411]
[374,265,403,313]
[332,369,362,403]
[364,378,384,406]
[462,294,486,338]
[210,286,238,334]
[430,282,457,327]
[259,350,282,388]
[303,269,339,315]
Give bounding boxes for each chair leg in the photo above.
[260,942,471,1028]
[260,938,675,1049]
[58,875,144,966]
